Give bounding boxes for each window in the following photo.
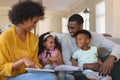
[62,17,68,33]
[96,1,105,33]
[79,10,90,30]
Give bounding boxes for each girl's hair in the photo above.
[38,32,61,55]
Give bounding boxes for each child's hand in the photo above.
[71,58,78,66]
[48,57,57,62]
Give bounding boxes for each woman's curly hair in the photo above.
[8,0,45,25]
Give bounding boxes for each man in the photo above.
[60,14,120,80]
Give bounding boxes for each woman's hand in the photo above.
[12,57,39,70]
[22,57,37,68]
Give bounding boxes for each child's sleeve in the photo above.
[72,51,78,59]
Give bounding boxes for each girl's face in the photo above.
[43,36,55,51]
[21,16,40,32]
[76,34,90,48]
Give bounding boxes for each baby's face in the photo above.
[76,34,90,48]
[44,36,55,51]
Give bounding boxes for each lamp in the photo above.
[83,0,90,13]
[83,8,89,13]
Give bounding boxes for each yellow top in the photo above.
[0,26,42,80]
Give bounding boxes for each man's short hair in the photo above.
[68,14,84,24]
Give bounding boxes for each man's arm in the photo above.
[83,63,101,72]
[61,36,72,65]
[97,35,120,76]
[94,33,120,60]
[91,33,120,76]
[59,34,73,65]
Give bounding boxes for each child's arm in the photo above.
[48,50,64,65]
[38,54,51,66]
[56,50,64,65]
[71,58,78,66]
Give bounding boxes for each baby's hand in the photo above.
[71,58,78,66]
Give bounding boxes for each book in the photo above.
[25,68,55,73]
[54,65,80,71]
[25,65,80,73]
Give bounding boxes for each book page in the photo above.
[54,65,80,71]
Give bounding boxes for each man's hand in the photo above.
[99,55,115,76]
[83,63,101,72]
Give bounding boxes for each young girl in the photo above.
[38,32,65,80]
[38,32,75,80]
[38,32,64,68]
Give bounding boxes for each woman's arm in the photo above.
[13,57,38,70]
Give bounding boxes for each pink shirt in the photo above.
[39,48,59,68]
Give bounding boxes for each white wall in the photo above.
[63,0,120,38]
[1,0,120,38]
[63,0,97,32]
[0,9,63,35]
[0,8,11,30]
[36,12,62,35]
[105,0,120,38]
[113,0,120,37]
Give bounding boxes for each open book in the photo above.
[54,65,80,71]
[25,68,55,73]
[25,65,80,73]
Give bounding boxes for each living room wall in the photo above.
[105,0,120,38]
[63,0,120,38]
[0,0,120,38]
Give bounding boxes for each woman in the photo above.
[0,1,58,80]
